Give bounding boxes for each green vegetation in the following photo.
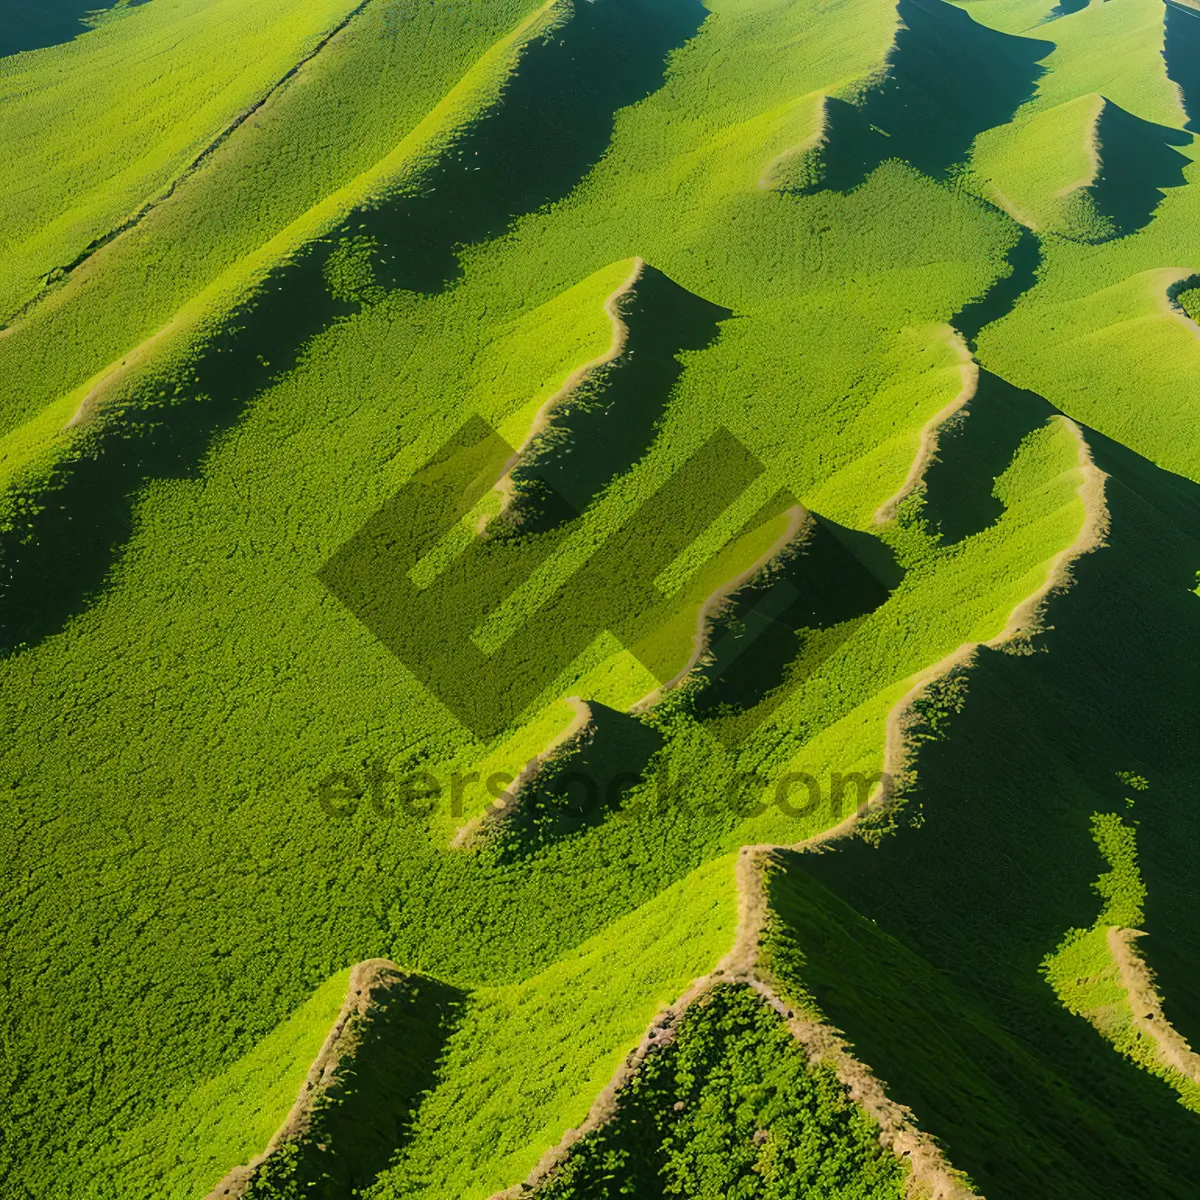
[534,985,908,1200]
[3,0,1200,1194]
[1041,798,1200,1112]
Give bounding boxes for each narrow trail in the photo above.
[874,326,978,525]
[204,959,409,1200]
[1106,927,1200,1089]
[492,258,646,519]
[60,0,568,432]
[2,0,377,334]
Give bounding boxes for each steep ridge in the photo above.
[0,0,545,421]
[802,0,1052,191]
[468,405,1107,1200]
[690,514,894,725]
[790,417,1200,1197]
[207,962,464,1199]
[1081,98,1192,238]
[503,852,967,1200]
[500,263,731,531]
[8,0,1200,1195]
[1164,0,1200,131]
[974,93,1192,243]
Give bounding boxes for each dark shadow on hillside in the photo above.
[952,228,1041,349]
[693,517,895,725]
[767,857,1200,1200]
[922,370,1053,544]
[0,0,150,57]
[243,972,466,1199]
[818,0,1052,190]
[0,244,353,655]
[789,421,1200,1197]
[0,0,706,658]
[504,267,732,532]
[1041,0,1089,22]
[1088,101,1192,237]
[493,702,664,861]
[359,0,708,294]
[1165,2,1200,132]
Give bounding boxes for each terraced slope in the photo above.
[1,0,1198,1197]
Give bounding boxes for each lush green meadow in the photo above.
[2,0,1199,1195]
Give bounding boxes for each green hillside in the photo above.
[1,0,1197,1196]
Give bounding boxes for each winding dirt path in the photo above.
[492,258,645,518]
[1107,927,1200,1088]
[204,959,409,1200]
[6,0,377,335]
[874,326,978,525]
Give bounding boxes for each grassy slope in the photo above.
[99,859,736,1199]
[3,0,1200,1195]
[969,0,1200,477]
[0,0,367,321]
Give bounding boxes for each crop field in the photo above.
[1,0,1198,1196]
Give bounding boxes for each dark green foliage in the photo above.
[1168,275,1200,324]
[763,856,1200,1200]
[535,985,906,1200]
[908,669,969,741]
